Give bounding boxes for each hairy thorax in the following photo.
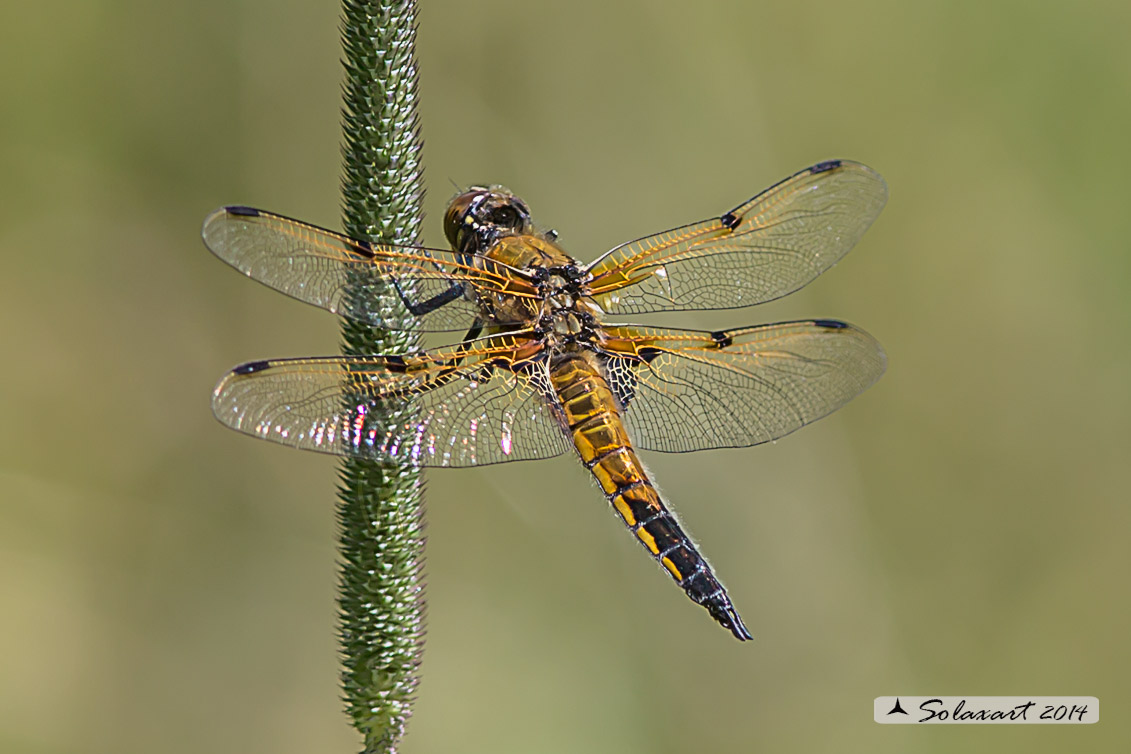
[480,234,604,351]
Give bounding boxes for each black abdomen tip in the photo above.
[810,159,842,174]
[226,205,260,217]
[708,597,753,641]
[727,610,753,641]
[233,360,271,375]
[813,319,849,330]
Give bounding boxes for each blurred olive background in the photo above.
[2,1,1128,752]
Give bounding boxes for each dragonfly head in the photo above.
[444,186,532,255]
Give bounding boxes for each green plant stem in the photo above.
[337,2,426,752]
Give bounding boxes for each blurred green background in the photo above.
[2,1,1128,752]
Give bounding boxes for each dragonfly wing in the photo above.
[212,332,570,466]
[202,206,537,332]
[585,161,887,314]
[600,320,885,453]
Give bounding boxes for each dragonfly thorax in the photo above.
[538,307,596,347]
[551,311,586,336]
[531,263,599,345]
[533,264,585,295]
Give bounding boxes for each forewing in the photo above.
[202,206,538,332]
[601,321,885,453]
[212,333,569,466]
[585,161,887,314]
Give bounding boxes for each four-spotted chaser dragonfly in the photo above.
[203,159,887,640]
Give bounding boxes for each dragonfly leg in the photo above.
[460,319,483,345]
[392,278,465,316]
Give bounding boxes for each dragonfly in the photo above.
[203,159,887,641]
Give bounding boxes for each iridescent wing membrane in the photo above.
[600,321,886,453]
[202,206,538,332]
[211,318,884,464]
[207,160,886,465]
[584,160,887,314]
[212,330,572,467]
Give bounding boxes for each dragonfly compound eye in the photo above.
[444,188,530,253]
[444,189,487,250]
[478,192,530,234]
[487,204,523,229]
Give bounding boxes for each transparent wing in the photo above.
[584,161,887,315]
[202,206,539,332]
[212,332,570,466]
[600,320,886,453]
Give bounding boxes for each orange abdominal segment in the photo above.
[548,352,751,640]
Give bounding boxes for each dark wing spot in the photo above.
[378,354,408,373]
[710,330,734,348]
[226,206,261,217]
[348,238,375,257]
[812,319,848,329]
[719,211,740,230]
[810,159,842,174]
[233,360,271,375]
[638,346,664,364]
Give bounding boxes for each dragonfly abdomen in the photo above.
[549,354,752,641]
